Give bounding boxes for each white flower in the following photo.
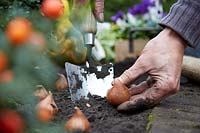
[148,0,163,22]
[92,39,106,61]
[142,13,151,21]
[97,22,111,33]
[116,19,127,30]
[127,13,137,26]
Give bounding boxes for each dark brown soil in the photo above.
[54,58,151,133]
[53,58,195,133]
[54,91,151,133]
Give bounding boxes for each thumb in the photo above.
[117,61,147,85]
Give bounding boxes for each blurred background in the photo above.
[104,0,176,21]
[4,0,200,133]
[0,0,176,21]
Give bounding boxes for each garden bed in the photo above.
[54,58,151,133]
[53,58,197,133]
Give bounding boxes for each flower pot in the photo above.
[114,39,149,62]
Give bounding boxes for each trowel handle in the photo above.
[182,55,200,83]
[82,2,97,33]
[82,3,97,46]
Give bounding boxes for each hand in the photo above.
[93,0,104,22]
[116,28,186,112]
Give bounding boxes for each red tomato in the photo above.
[0,51,8,73]
[0,109,25,133]
[6,17,32,46]
[41,0,64,19]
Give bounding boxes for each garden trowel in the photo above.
[65,62,114,101]
[65,3,114,101]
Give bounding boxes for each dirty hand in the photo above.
[116,28,186,112]
[93,0,104,22]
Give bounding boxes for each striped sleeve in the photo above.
[159,0,200,48]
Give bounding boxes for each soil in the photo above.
[54,91,151,133]
[54,58,151,133]
[53,58,196,133]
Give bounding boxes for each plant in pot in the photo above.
[111,0,167,62]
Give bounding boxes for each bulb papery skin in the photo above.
[65,107,91,131]
[34,86,49,101]
[107,79,131,105]
[36,92,58,122]
[55,73,68,91]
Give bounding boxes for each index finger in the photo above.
[117,94,154,112]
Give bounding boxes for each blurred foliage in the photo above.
[162,0,177,13]
[0,0,177,132]
[0,0,41,9]
[104,0,177,21]
[0,0,177,21]
[0,0,75,132]
[0,28,62,132]
[96,27,117,62]
[105,0,140,21]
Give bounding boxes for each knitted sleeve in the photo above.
[159,0,200,48]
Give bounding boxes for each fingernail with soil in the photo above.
[117,98,148,112]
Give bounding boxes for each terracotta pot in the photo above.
[114,39,149,62]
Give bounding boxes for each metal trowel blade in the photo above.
[65,62,114,101]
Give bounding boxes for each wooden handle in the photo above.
[182,55,200,82]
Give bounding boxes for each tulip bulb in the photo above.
[65,107,91,131]
[55,73,68,91]
[36,91,58,122]
[107,79,131,105]
[34,85,49,101]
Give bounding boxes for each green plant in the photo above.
[146,113,154,131]
[0,0,73,132]
[110,0,165,39]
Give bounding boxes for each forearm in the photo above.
[159,0,200,48]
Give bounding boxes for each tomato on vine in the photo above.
[41,0,64,19]
[6,17,32,46]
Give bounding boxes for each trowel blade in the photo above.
[65,62,114,101]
